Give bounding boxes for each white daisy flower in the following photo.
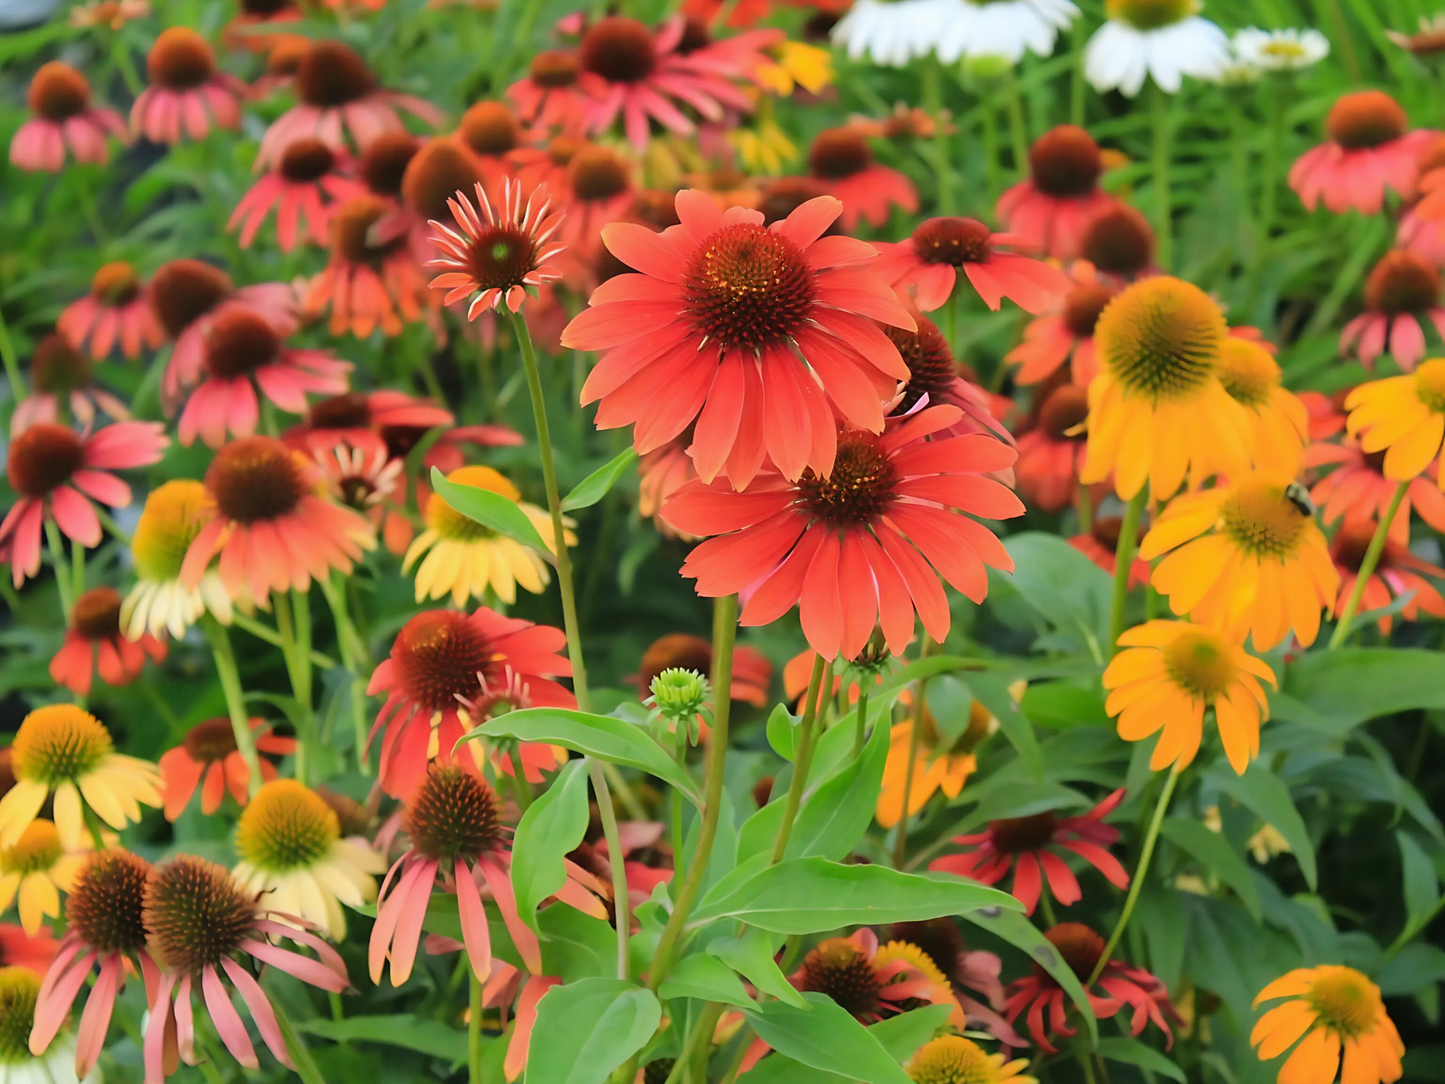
[1231,26,1330,71]
[933,0,1079,63]
[120,479,234,640]
[1084,0,1230,97]
[831,0,946,66]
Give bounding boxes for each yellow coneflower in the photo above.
[405,466,572,606]
[754,40,833,98]
[120,479,234,641]
[0,706,162,850]
[0,821,88,935]
[1140,471,1339,650]
[1252,966,1404,1084]
[1215,337,1309,479]
[1081,276,1256,500]
[907,1035,1037,1084]
[1102,620,1276,774]
[1344,358,1445,480]
[877,698,1000,830]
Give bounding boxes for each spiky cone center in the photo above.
[454,218,544,298]
[459,101,520,156]
[6,423,84,498]
[203,307,282,380]
[12,705,114,786]
[426,466,520,540]
[1331,521,1378,572]
[1080,204,1154,276]
[403,763,504,865]
[1327,91,1407,150]
[637,634,712,697]
[403,138,481,222]
[67,849,153,954]
[796,430,900,528]
[392,610,498,713]
[296,40,376,107]
[182,718,240,764]
[30,334,92,396]
[1216,338,1280,408]
[0,968,39,1065]
[684,222,814,350]
[580,17,657,83]
[150,259,234,338]
[909,1036,1010,1084]
[279,137,336,183]
[889,317,957,414]
[241,0,294,15]
[1040,922,1105,982]
[758,177,831,226]
[1363,250,1438,316]
[1030,125,1102,197]
[1219,478,1311,558]
[332,196,402,263]
[144,856,256,974]
[91,261,141,306]
[236,780,340,872]
[71,587,123,641]
[147,27,217,90]
[800,938,883,1017]
[359,133,418,198]
[133,479,215,580]
[207,435,309,525]
[1039,384,1090,439]
[1161,627,1239,700]
[1414,358,1445,413]
[544,136,581,169]
[530,49,580,88]
[677,17,712,53]
[28,61,91,121]
[912,217,993,267]
[1105,0,1195,30]
[0,820,63,876]
[809,128,873,180]
[1308,968,1382,1038]
[988,812,1059,853]
[567,145,630,203]
[1096,276,1225,402]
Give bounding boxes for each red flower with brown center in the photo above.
[229,137,366,252]
[358,131,419,198]
[874,217,1070,315]
[507,50,590,134]
[56,262,164,363]
[1070,515,1151,589]
[1340,249,1445,371]
[1014,384,1090,513]
[11,333,132,435]
[1330,519,1445,633]
[1005,263,1115,386]
[1291,90,1433,215]
[996,125,1115,260]
[1079,201,1156,281]
[50,587,166,697]
[131,28,247,144]
[887,315,1015,442]
[806,126,918,231]
[158,717,295,821]
[428,179,566,317]
[306,195,431,338]
[10,61,127,172]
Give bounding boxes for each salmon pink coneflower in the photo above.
[1305,434,1445,545]
[401,137,483,235]
[10,334,130,435]
[428,180,566,317]
[1015,384,1089,513]
[131,28,247,144]
[357,130,419,200]
[1290,90,1434,215]
[57,263,164,362]
[1329,520,1445,634]
[1005,263,1115,385]
[1341,250,1445,371]
[307,195,431,337]
[1078,201,1156,282]
[558,143,636,255]
[229,137,367,251]
[563,191,915,487]
[507,51,590,134]
[159,717,294,821]
[807,126,918,230]
[10,61,126,172]
[664,405,1023,661]
[50,588,166,698]
[996,126,1115,260]
[456,100,522,185]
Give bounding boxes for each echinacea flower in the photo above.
[229,137,366,251]
[9,61,126,172]
[50,588,167,697]
[563,191,915,487]
[1005,264,1115,385]
[0,925,56,977]
[1387,14,1445,56]
[1341,250,1445,371]
[806,127,919,230]
[1102,620,1276,773]
[1290,91,1433,215]
[886,918,1020,1042]
[1397,137,1445,262]
[1015,385,1089,513]
[638,437,701,538]
[455,100,522,175]
[131,28,246,144]
[0,420,168,588]
[141,856,350,1081]
[0,706,162,850]
[888,316,1015,442]
[180,435,375,605]
[0,966,93,1084]
[997,126,1115,260]
[10,334,130,434]
[933,0,1079,65]
[1252,966,1403,1084]
[634,633,773,708]
[829,0,939,66]
[57,263,163,362]
[1344,360,1445,482]
[400,137,482,241]
[232,780,384,941]
[312,432,404,527]
[1231,27,1329,71]
[557,143,636,255]
[907,1035,1036,1084]
[159,717,293,820]
[507,51,590,134]
[0,822,88,937]
[1083,0,1230,97]
[1216,335,1309,478]
[794,929,963,1026]
[665,405,1023,661]
[1306,432,1445,545]
[367,608,574,799]
[427,180,565,317]
[874,217,1070,315]
[1078,200,1157,283]
[1329,520,1445,633]
[121,480,234,640]
[307,196,431,337]
[877,698,996,829]
[1071,516,1151,588]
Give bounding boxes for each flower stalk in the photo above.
[1109,488,1149,655]
[1329,480,1408,649]
[771,653,830,865]
[203,617,265,797]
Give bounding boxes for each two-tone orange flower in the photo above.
[1252,966,1403,1084]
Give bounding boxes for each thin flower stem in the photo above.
[1150,79,1173,271]
[1075,1041,1099,1084]
[72,536,85,605]
[319,575,374,775]
[1108,488,1148,656]
[922,58,955,215]
[1088,763,1181,985]
[589,759,631,980]
[203,617,262,797]
[44,521,74,617]
[851,683,870,758]
[0,310,25,399]
[1069,23,1086,126]
[892,635,932,868]
[1259,75,1286,245]
[110,35,143,96]
[273,1000,328,1084]
[647,593,738,990]
[1077,481,1093,535]
[273,593,314,784]
[469,970,483,1084]
[1038,882,1058,928]
[771,654,829,865]
[1329,480,1408,649]
[229,612,337,669]
[661,1003,726,1084]
[1006,73,1029,180]
[510,312,590,711]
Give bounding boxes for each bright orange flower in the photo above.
[158,718,295,821]
[1252,966,1403,1084]
[1344,359,1445,479]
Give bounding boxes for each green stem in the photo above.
[0,310,25,399]
[981,102,1001,204]
[318,575,373,775]
[1150,80,1173,271]
[671,734,686,873]
[1038,882,1058,928]
[1076,1041,1099,1084]
[1077,481,1093,535]
[511,312,590,711]
[229,612,337,669]
[95,506,132,545]
[274,1001,327,1084]
[1329,481,1407,649]
[892,636,932,868]
[204,617,264,797]
[922,59,954,215]
[1305,217,1387,338]
[72,536,85,605]
[110,35,143,96]
[1108,489,1148,656]
[272,593,314,784]
[1069,22,1086,126]
[44,521,74,618]
[1006,74,1029,180]
[851,683,870,758]
[469,970,483,1084]
[662,1003,725,1084]
[1088,764,1181,985]
[1260,76,1286,246]
[589,760,631,980]
[771,654,829,865]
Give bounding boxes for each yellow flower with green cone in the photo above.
[0,821,88,935]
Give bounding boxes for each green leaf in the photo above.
[736,1007,951,1084]
[525,979,661,1084]
[692,858,1021,933]
[472,708,703,807]
[766,703,797,761]
[537,907,617,982]
[561,448,637,512]
[960,671,1041,780]
[1397,831,1443,944]
[1000,532,1111,660]
[742,995,911,1084]
[657,952,755,1007]
[1277,649,1445,735]
[294,1015,466,1062]
[430,465,552,554]
[786,716,887,861]
[1160,817,1262,921]
[1209,764,1317,889]
[709,928,807,1007]
[1095,1037,1187,1082]
[512,759,591,933]
[960,909,1097,1043]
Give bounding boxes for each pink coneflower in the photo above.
[58,263,164,361]
[807,126,918,231]
[306,195,431,337]
[996,125,1115,260]
[1341,249,1445,370]
[874,217,1070,315]
[1015,385,1089,514]
[1330,519,1445,634]
[50,587,166,697]
[158,717,294,820]
[229,137,366,250]
[131,28,247,144]
[9,61,126,172]
[1304,432,1445,544]
[556,143,635,256]
[258,40,443,166]
[401,137,482,242]
[0,420,167,587]
[1290,90,1434,215]
[507,51,590,134]
[638,437,699,539]
[1004,264,1114,385]
[887,919,1022,1046]
[455,101,523,187]
[180,435,375,605]
[428,180,565,317]
[562,191,914,487]
[171,303,352,447]
[11,333,131,434]
[482,963,559,1082]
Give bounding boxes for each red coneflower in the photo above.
[50,587,166,697]
[1070,516,1150,589]
[180,435,375,605]
[9,61,126,172]
[428,180,565,317]
[131,28,247,144]
[481,963,559,1082]
[158,717,294,821]
[1305,435,1445,544]
[356,130,419,200]
[307,195,431,337]
[1398,135,1445,261]
[366,608,574,800]
[401,136,483,238]
[1340,249,1445,371]
[792,929,962,1025]
[634,632,773,707]
[1329,519,1445,633]
[258,40,442,166]
[887,919,1021,1045]
[1290,90,1434,215]
[229,137,366,250]
[0,420,167,587]
[557,143,636,255]
[1015,385,1089,514]
[563,191,914,486]
[873,217,1070,315]
[11,333,130,434]
[507,50,590,134]
[930,791,1128,916]
[664,405,1022,661]
[638,436,699,538]
[1004,263,1114,385]
[223,0,301,52]
[996,125,1115,260]
[1077,201,1156,283]
[807,126,918,231]
[57,263,163,362]
[889,315,1015,443]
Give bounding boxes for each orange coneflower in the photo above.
[1216,335,1309,478]
[806,126,918,230]
[507,50,590,134]
[0,923,56,976]
[1015,384,1089,513]
[158,717,294,820]
[229,137,367,251]
[10,62,126,172]
[1290,90,1432,215]
[1078,200,1157,283]
[1005,263,1115,386]
[131,28,247,144]
[57,263,164,362]
[307,195,431,337]
[634,632,773,707]
[428,180,566,317]
[1329,519,1445,633]
[557,143,636,256]
[356,130,419,201]
[1252,966,1403,1084]
[400,136,482,243]
[877,698,996,830]
[456,101,522,182]
[996,125,1115,260]
[1344,359,1445,480]
[1341,250,1445,371]
[11,333,130,434]
[50,587,167,697]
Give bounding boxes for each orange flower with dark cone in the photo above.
[558,143,635,254]
[1291,90,1432,215]
[1306,433,1445,545]
[58,262,163,361]
[307,195,430,337]
[807,126,918,230]
[757,175,834,227]
[507,50,590,134]
[229,137,367,251]
[795,929,962,1025]
[1015,385,1088,514]
[401,136,482,239]
[158,718,295,821]
[1252,966,1403,1084]
[11,333,131,434]
[1347,251,1445,372]
[357,130,419,200]
[10,61,126,172]
[428,179,565,317]
[1005,263,1115,385]
[996,125,1115,260]
[456,100,522,180]
[131,28,247,144]
[1070,516,1150,589]
[1078,201,1156,283]
[1395,135,1445,263]
[50,588,166,697]
[874,217,1069,315]
[1329,520,1445,633]
[634,632,773,707]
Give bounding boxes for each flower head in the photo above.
[57,262,164,361]
[1344,361,1445,480]
[1252,966,1403,1084]
[878,698,997,829]
[806,126,919,230]
[1291,91,1432,215]
[794,928,961,1025]
[507,51,590,134]
[997,126,1114,259]
[306,195,431,337]
[122,479,233,640]
[1084,0,1230,97]
[1006,264,1115,386]
[889,315,1015,443]
[159,717,294,820]
[428,180,566,317]
[229,137,366,251]
[1231,27,1329,72]
[1015,384,1089,513]
[1387,14,1445,56]
[1330,520,1445,633]
[1216,336,1309,476]
[0,821,88,936]
[10,61,127,172]
[51,587,167,697]
[1341,250,1445,371]
[132,28,246,143]
[11,333,132,435]
[908,1035,1036,1084]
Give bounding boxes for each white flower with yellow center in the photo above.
[0,820,88,936]
[933,0,1079,64]
[232,779,385,941]
[406,466,573,607]
[1232,27,1329,72]
[0,967,96,1084]
[831,0,947,67]
[0,705,162,850]
[1084,0,1230,97]
[121,479,233,640]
